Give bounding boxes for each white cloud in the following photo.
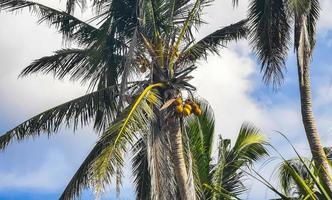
[193,47,265,141]
[319,0,332,32]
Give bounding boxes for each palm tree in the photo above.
[278,158,319,198]
[249,135,332,199]
[0,0,248,199]
[185,101,268,199]
[276,147,332,199]
[243,0,332,189]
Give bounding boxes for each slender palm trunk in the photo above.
[296,16,332,190]
[168,116,190,200]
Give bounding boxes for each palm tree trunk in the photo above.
[168,116,190,200]
[296,16,332,190]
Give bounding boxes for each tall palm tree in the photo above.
[0,0,248,199]
[185,101,268,199]
[243,0,332,189]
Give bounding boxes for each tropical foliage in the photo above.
[251,136,332,200]
[243,0,332,189]
[185,101,268,199]
[0,0,248,199]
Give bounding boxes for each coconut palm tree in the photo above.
[241,0,332,189]
[184,102,268,199]
[276,147,332,199]
[132,101,269,199]
[0,0,248,199]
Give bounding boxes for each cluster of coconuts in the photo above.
[173,98,202,117]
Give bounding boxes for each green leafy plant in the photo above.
[185,101,269,199]
[249,134,332,200]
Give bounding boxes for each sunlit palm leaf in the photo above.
[91,83,163,196]
[210,123,268,199]
[232,123,268,163]
[170,0,203,74]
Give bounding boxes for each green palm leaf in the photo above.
[179,19,248,64]
[91,83,163,196]
[210,123,268,199]
[278,158,314,196]
[186,99,215,187]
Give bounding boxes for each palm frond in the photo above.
[65,0,87,14]
[249,0,291,87]
[210,123,268,198]
[179,19,248,64]
[19,49,123,88]
[0,85,119,151]
[148,118,178,199]
[185,99,214,186]
[132,138,151,200]
[0,0,97,44]
[169,0,203,75]
[278,158,313,196]
[91,83,163,196]
[307,0,319,51]
[282,162,318,199]
[232,123,268,163]
[211,138,247,198]
[277,132,332,198]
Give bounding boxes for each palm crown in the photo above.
[246,0,332,191]
[0,0,249,199]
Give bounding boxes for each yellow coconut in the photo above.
[183,107,191,116]
[184,104,192,111]
[175,105,184,113]
[191,102,199,109]
[194,108,202,116]
[174,98,183,106]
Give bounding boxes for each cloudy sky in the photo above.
[1,0,332,199]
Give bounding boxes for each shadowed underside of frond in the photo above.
[179,19,248,64]
[0,0,100,43]
[19,48,124,87]
[248,0,290,87]
[0,86,119,151]
[132,138,151,200]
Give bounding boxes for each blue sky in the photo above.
[1,0,332,199]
